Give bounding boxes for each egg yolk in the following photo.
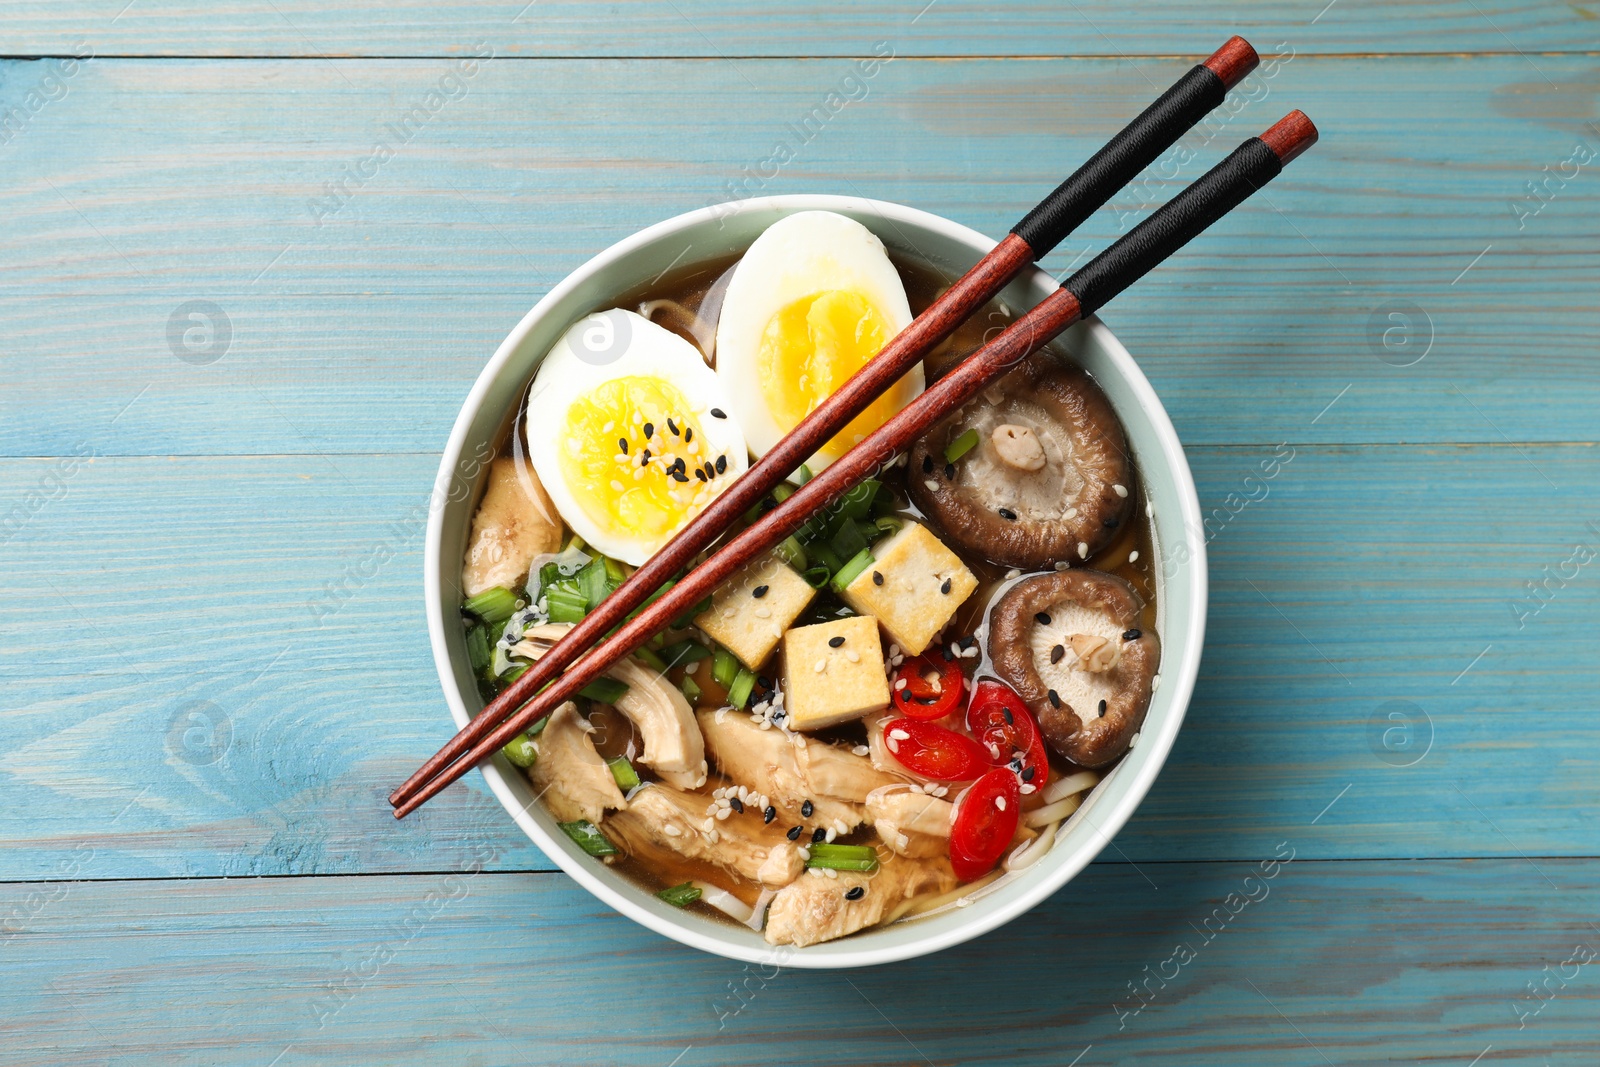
[559,376,722,547]
[756,289,906,460]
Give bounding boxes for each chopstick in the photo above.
[390,36,1261,811]
[393,110,1319,819]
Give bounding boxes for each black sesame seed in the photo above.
[671,470,689,483]
[684,427,693,443]
[618,438,629,454]
[921,455,933,473]
[1048,689,1062,708]
[1123,628,1142,641]
[758,674,772,688]
[643,422,654,439]
[872,570,884,586]
[960,635,976,649]
[764,805,776,823]
[845,886,865,900]
[729,796,744,813]
[801,799,814,818]
[641,448,651,463]
[944,463,955,479]
[752,584,769,599]
[828,636,845,648]
[667,418,679,436]
[1050,644,1065,664]
[940,578,952,595]
[812,827,827,843]
[715,455,727,474]
[1098,699,1108,715]
[1022,765,1036,781]
[941,648,954,662]
[694,469,706,482]
[998,507,1017,521]
[705,461,716,479]
[711,407,727,419]
[786,825,802,840]
[1001,707,1013,725]
[1035,611,1052,626]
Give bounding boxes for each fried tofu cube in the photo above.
[840,522,978,655]
[781,615,891,731]
[695,553,816,670]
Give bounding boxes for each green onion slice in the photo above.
[607,756,642,791]
[944,428,980,464]
[830,548,875,593]
[462,586,519,625]
[579,676,629,705]
[657,882,702,908]
[500,734,539,769]
[727,668,756,710]
[711,648,740,689]
[804,843,880,872]
[559,819,618,857]
[775,535,807,571]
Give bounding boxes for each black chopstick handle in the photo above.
[1063,124,1297,317]
[1011,37,1259,257]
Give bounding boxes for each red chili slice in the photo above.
[949,768,1022,881]
[890,653,965,721]
[880,717,991,781]
[966,679,1050,793]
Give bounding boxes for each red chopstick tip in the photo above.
[1203,36,1259,89]
[1259,110,1318,165]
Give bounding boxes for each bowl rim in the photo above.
[424,193,1208,969]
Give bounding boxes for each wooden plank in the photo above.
[1,444,1595,879]
[2,862,1596,1064]
[5,1,1596,57]
[1,54,1595,453]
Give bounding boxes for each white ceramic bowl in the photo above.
[425,194,1207,969]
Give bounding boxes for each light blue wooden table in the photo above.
[3,3,1598,1063]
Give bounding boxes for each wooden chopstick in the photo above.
[390,38,1262,811]
[393,110,1318,819]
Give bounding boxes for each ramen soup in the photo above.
[458,211,1159,947]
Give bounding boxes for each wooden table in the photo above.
[3,3,1596,1063]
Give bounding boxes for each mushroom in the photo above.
[906,354,1132,570]
[513,624,707,790]
[462,457,563,597]
[986,569,1158,767]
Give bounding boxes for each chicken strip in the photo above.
[462,457,561,597]
[526,702,626,825]
[605,784,804,889]
[764,854,958,947]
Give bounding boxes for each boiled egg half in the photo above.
[525,309,748,566]
[715,211,919,470]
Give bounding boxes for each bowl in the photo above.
[424,194,1208,968]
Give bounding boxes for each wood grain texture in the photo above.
[3,445,1596,878]
[4,1,1597,57]
[2,863,1597,1065]
[1,55,1596,455]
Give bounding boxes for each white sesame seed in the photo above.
[663,824,681,837]
[1077,542,1089,559]
[758,719,772,730]
[1021,783,1036,795]
[814,659,827,673]
[1151,674,1161,692]
[1054,560,1070,571]
[924,479,939,491]
[995,796,1007,811]
[889,729,910,741]
[610,479,625,492]
[1004,568,1021,580]
[1128,732,1141,749]
[603,420,616,433]
[845,650,859,663]
[1064,507,1078,519]
[824,827,838,842]
[1113,484,1128,498]
[1128,551,1140,563]
[894,678,907,691]
[853,744,870,756]
[716,807,732,821]
[686,661,700,675]
[754,607,771,618]
[701,818,715,832]
[632,468,646,481]
[886,737,900,754]
[824,867,839,879]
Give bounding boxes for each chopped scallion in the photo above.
[775,535,807,571]
[602,555,629,583]
[559,819,618,856]
[501,733,538,769]
[579,676,629,705]
[727,668,756,709]
[711,647,740,689]
[771,483,794,505]
[680,675,702,706]
[831,548,875,593]
[463,586,519,625]
[944,428,980,464]
[465,625,491,674]
[806,541,844,576]
[829,519,869,561]
[804,843,879,872]
[660,640,712,669]
[544,580,588,624]
[607,756,641,791]
[874,515,903,537]
[794,463,813,485]
[577,557,611,610]
[657,882,702,908]
[633,646,669,673]
[800,564,832,590]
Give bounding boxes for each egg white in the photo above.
[714,210,919,470]
[525,309,748,565]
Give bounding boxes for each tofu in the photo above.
[695,553,815,670]
[782,615,891,731]
[840,522,978,655]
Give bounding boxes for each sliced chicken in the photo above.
[526,702,626,825]
[865,785,953,858]
[697,709,859,833]
[605,784,804,888]
[798,737,912,804]
[764,855,959,947]
[516,624,706,790]
[462,456,562,597]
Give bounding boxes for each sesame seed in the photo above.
[814,659,826,673]
[754,606,770,619]
[671,470,689,483]
[715,455,727,474]
[618,438,628,454]
[684,427,693,443]
[998,508,1017,521]
[872,571,883,586]
[764,805,776,823]
[1098,699,1108,717]
[704,461,715,479]
[889,728,910,741]
[1077,542,1089,559]
[924,479,940,492]
[1054,560,1070,571]
[667,418,679,436]
[1048,689,1062,708]
[1124,628,1141,640]
[811,826,826,842]
[940,578,952,594]
[663,823,681,836]
[1035,611,1052,625]
[711,407,727,419]
[1022,765,1036,781]
[894,678,907,691]
[1128,550,1140,563]
[752,584,769,599]
[845,649,859,663]
[716,807,732,821]
[828,636,845,648]
[641,449,651,464]
[1050,644,1065,664]
[995,796,1007,811]
[853,744,870,756]
[787,825,802,840]
[643,422,654,439]
[694,469,706,482]
[801,799,814,817]
[1113,484,1128,498]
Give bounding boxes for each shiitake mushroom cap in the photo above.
[907,353,1132,571]
[986,569,1158,767]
